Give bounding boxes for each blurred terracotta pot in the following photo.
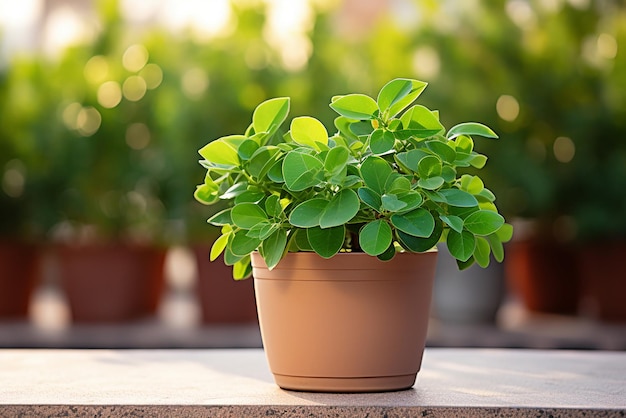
[57,243,166,323]
[193,246,257,324]
[252,251,437,393]
[0,241,39,318]
[579,241,626,322]
[505,239,580,315]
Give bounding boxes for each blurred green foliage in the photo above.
[0,0,624,245]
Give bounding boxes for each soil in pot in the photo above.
[252,251,437,393]
[57,243,166,323]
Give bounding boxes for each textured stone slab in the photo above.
[1,348,624,417]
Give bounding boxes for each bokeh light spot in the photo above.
[84,55,109,84]
[553,136,575,163]
[122,44,149,72]
[97,81,122,108]
[122,75,147,101]
[140,63,163,89]
[496,95,520,122]
[126,123,151,150]
[181,68,209,100]
[76,106,102,136]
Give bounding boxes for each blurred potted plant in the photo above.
[194,78,511,392]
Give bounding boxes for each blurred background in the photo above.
[1,0,625,349]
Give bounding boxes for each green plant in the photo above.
[194,78,512,279]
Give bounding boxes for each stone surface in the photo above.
[0,348,625,417]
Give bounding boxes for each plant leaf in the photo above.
[330,94,379,120]
[417,176,445,190]
[390,208,435,237]
[447,122,498,140]
[207,208,232,226]
[230,230,262,256]
[199,135,246,166]
[320,189,360,228]
[289,198,328,228]
[262,229,288,270]
[252,97,290,134]
[400,105,444,133]
[358,187,382,211]
[474,236,491,268]
[447,230,476,262]
[439,189,479,207]
[290,116,329,150]
[369,129,395,154]
[282,151,324,191]
[381,194,407,212]
[359,220,393,256]
[396,219,443,253]
[210,233,230,261]
[307,225,345,258]
[360,156,393,195]
[377,78,428,119]
[464,210,505,236]
[231,203,268,229]
[440,215,464,233]
[232,256,252,280]
[324,146,350,177]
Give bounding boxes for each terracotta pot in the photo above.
[57,243,166,323]
[579,241,626,322]
[505,239,580,315]
[0,241,39,318]
[252,251,437,393]
[193,246,257,324]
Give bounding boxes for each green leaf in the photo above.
[221,182,248,200]
[224,246,243,266]
[447,230,476,262]
[369,129,395,154]
[230,230,262,256]
[474,236,491,268]
[377,243,397,261]
[360,156,393,195]
[231,203,268,229]
[396,192,423,212]
[194,184,219,205]
[262,229,288,270]
[307,225,345,258]
[238,139,260,161]
[290,116,329,150]
[234,190,265,204]
[464,210,505,236]
[267,159,284,183]
[252,97,290,134]
[496,223,514,242]
[395,149,429,173]
[359,220,393,256]
[324,146,350,177]
[282,151,324,191]
[232,256,252,280]
[488,234,505,263]
[330,94,379,120]
[210,233,230,261]
[440,215,464,233]
[417,176,444,190]
[386,175,411,194]
[447,122,498,140]
[207,208,232,226]
[381,194,407,212]
[396,219,443,252]
[265,195,282,218]
[441,166,457,182]
[334,116,359,142]
[469,153,488,169]
[418,155,442,178]
[439,189,479,207]
[247,146,281,179]
[198,135,246,166]
[294,229,313,251]
[377,78,428,119]
[461,175,485,195]
[350,120,374,136]
[358,187,382,211]
[391,208,435,237]
[400,105,444,133]
[426,140,456,163]
[246,222,277,240]
[320,189,360,228]
[289,198,328,228]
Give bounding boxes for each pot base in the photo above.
[274,373,417,393]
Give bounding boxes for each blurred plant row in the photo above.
[1,0,625,247]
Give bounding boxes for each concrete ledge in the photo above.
[1,349,625,417]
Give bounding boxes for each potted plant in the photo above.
[194,78,511,392]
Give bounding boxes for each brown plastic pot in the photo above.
[193,246,258,324]
[579,241,626,322]
[505,239,580,315]
[57,243,166,323]
[0,241,38,318]
[251,251,437,393]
